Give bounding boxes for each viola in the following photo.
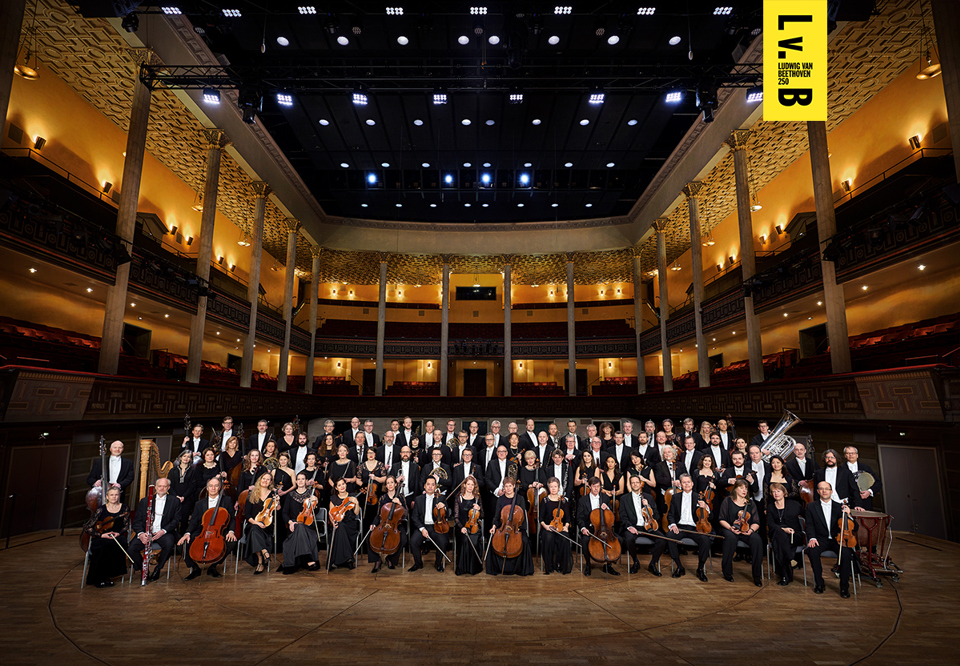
[526,485,546,533]
[297,497,316,527]
[587,506,621,564]
[798,479,815,505]
[255,492,279,527]
[695,489,713,534]
[330,496,358,523]
[549,504,565,532]
[188,495,230,566]
[465,504,481,534]
[432,498,450,534]
[732,506,752,535]
[838,505,857,548]
[492,492,524,559]
[370,499,405,557]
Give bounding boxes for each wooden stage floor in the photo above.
[2,531,958,665]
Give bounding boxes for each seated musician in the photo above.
[538,477,573,575]
[540,448,574,499]
[328,478,361,571]
[280,472,321,575]
[368,475,408,573]
[576,476,621,577]
[767,482,803,586]
[177,477,237,580]
[83,485,130,588]
[128,477,181,582]
[486,476,535,576]
[718,478,763,587]
[87,439,134,495]
[454,475,484,576]
[664,474,711,581]
[390,446,420,505]
[806,481,857,598]
[243,472,278,574]
[409,476,449,572]
[169,450,198,534]
[619,474,673,577]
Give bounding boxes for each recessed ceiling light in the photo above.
[413,119,423,126]
[669,35,681,45]
[361,203,368,207]
[918,264,926,270]
[396,203,402,207]
[462,119,472,125]
[485,119,495,126]
[627,119,638,126]
[606,162,615,167]
[464,203,471,207]
[340,162,349,168]
[783,312,789,317]
[365,119,376,126]
[422,162,430,168]
[488,35,500,45]
[523,162,532,167]
[381,162,391,167]
[337,35,349,46]
[585,203,593,207]
[319,119,329,125]
[607,35,620,45]
[517,203,524,207]
[482,162,491,167]
[28,267,37,273]
[551,203,559,207]
[817,300,823,306]
[579,119,590,126]
[86,287,93,293]
[430,203,437,208]
[861,285,868,291]
[463,162,472,167]
[458,35,470,45]
[564,162,573,167]
[532,119,541,125]
[277,36,290,46]
[165,314,169,318]
[548,35,560,45]
[397,35,409,45]
[482,203,489,207]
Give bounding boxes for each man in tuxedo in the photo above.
[653,446,681,516]
[478,433,499,476]
[584,424,598,450]
[720,450,749,494]
[749,419,772,451]
[489,420,504,448]
[566,420,585,449]
[506,421,519,437]
[806,481,858,597]
[576,477,621,576]
[442,419,458,446]
[622,420,637,449]
[484,443,512,522]
[843,446,881,511]
[408,476,449,572]
[559,433,582,468]
[396,416,416,449]
[677,435,702,477]
[218,416,235,452]
[542,448,573,499]
[466,421,484,449]
[664,474,711,581]
[361,419,381,449]
[127,477,181,581]
[619,474,672,576]
[452,447,484,495]
[388,419,401,442]
[422,419,436,444]
[716,418,736,451]
[785,440,818,482]
[680,418,706,450]
[606,431,633,472]
[814,449,861,507]
[547,422,561,448]
[391,446,420,502]
[312,419,336,449]
[706,432,732,472]
[178,477,237,579]
[343,416,362,446]
[585,437,610,469]
[180,423,208,461]
[452,430,473,465]
[420,447,452,493]
[533,430,554,464]
[746,443,773,544]
[377,431,402,470]
[246,419,274,454]
[348,431,370,465]
[643,420,657,444]
[87,439,135,494]
[635,432,661,467]
[522,418,539,451]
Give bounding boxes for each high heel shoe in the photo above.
[254,564,265,575]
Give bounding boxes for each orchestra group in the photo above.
[83,414,881,599]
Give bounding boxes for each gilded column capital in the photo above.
[310,245,323,259]
[682,181,705,199]
[440,254,455,265]
[376,251,391,264]
[652,217,671,233]
[725,129,751,151]
[251,182,271,199]
[562,252,577,264]
[202,129,230,150]
[284,218,301,234]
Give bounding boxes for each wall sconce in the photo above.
[427,362,432,369]
[229,264,236,272]
[841,179,852,193]
[102,182,113,194]
[717,263,723,271]
[775,225,783,235]
[168,225,177,235]
[397,290,402,297]
[34,136,46,151]
[518,362,523,368]
[186,236,194,246]
[336,362,342,368]
[607,362,613,368]
[908,135,921,150]
[599,289,605,295]
[729,255,735,264]
[670,264,681,271]
[616,288,621,294]
[332,289,337,295]
[218,256,224,265]
[759,234,766,244]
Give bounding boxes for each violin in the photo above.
[465,504,481,534]
[695,489,713,534]
[526,484,546,534]
[549,504,565,532]
[235,489,249,535]
[330,496,358,523]
[640,500,656,530]
[188,494,230,566]
[255,492,279,527]
[838,503,857,548]
[732,505,752,535]
[297,496,316,527]
[587,506,621,564]
[661,478,676,532]
[492,491,525,560]
[370,499,405,557]
[363,472,380,506]
[432,497,450,534]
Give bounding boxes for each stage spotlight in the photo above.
[508,86,523,104]
[696,82,718,122]
[276,92,293,107]
[588,87,605,105]
[665,90,683,103]
[746,86,763,103]
[352,85,368,105]
[121,13,139,32]
[433,87,448,104]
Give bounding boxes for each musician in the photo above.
[678,435,703,477]
[362,419,381,449]
[478,433,499,477]
[246,419,275,454]
[806,481,856,598]
[87,439,134,495]
[654,446,681,516]
[422,420,436,444]
[558,433,581,468]
[721,450,749,493]
[746,443,773,544]
[664,474,711,581]
[218,436,244,482]
[261,439,280,464]
[218,416,235,451]
[396,416,416,449]
[409,476,450,572]
[661,419,678,447]
[718,479,763,586]
[749,419,772,452]
[574,450,599,498]
[540,448,573,499]
[453,447,484,494]
[178,477,237,579]
[467,421,483,449]
[655,430,673,460]
[814,449,861,507]
[767,482,803,586]
[566,419,586,450]
[767,455,800,503]
[732,437,749,458]
[180,423,207,461]
[442,419,458,445]
[281,472,321,574]
[619,474,671,577]
[388,419,401,442]
[312,419,337,450]
[408,435,429,467]
[539,477,573,575]
[376,430,401,469]
[454,475,484,576]
[522,418,539,451]
[366,475,408,573]
[302,452,328,507]
[421,446,453,494]
[358,446,387,525]
[489,420,504,449]
[605,432,633,473]
[707,432,732,471]
[585,436,611,469]
[635,431,661,467]
[625,450,657,491]
[622,420,637,448]
[429,429,454,466]
[505,432,524,465]
[643,420,657,446]
[693,455,720,499]
[596,421,615,448]
[547,422,561,448]
[716,418,737,451]
[328,478,360,571]
[342,416,362,446]
[128,478,180,582]
[680,418,706,450]
[288,432,312,475]
[329,443,359,494]
[453,430,474,464]
[698,421,715,449]
[533,430,553,464]
[518,449,543,495]
[487,476,535,576]
[239,449,270,492]
[196,447,221,487]
[506,421,519,437]
[483,443,512,524]
[599,454,625,523]
[576,477,621,576]
[83,485,130,588]
[169,450,199,533]
[785,440,819,482]
[349,430,370,465]
[844,446,882,511]
[391,446,420,503]
[243,472,278,574]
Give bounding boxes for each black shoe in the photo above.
[329,563,337,571]
[207,566,221,578]
[604,564,620,576]
[543,570,550,575]
[754,578,763,587]
[696,568,708,582]
[723,574,735,582]
[840,589,851,599]
[372,562,382,574]
[672,566,685,578]
[386,562,395,570]
[583,566,592,577]
[307,563,321,572]
[629,563,640,574]
[408,564,422,572]
[648,564,662,577]
[814,584,825,594]
[733,553,743,562]
[347,560,356,570]
[744,554,753,564]
[148,568,162,581]
[254,564,265,575]
[95,580,114,588]
[282,567,297,575]
[778,577,789,586]
[435,561,444,572]
[185,568,201,580]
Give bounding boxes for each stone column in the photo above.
[440,258,451,397]
[932,0,960,183]
[632,249,646,394]
[654,218,673,392]
[304,244,321,394]
[375,257,388,396]
[808,121,853,374]
[0,0,26,138]
[240,183,269,388]
[727,130,764,383]
[99,50,156,375]
[186,129,228,384]
[503,258,512,397]
[566,255,576,396]
[277,219,300,392]
[684,181,710,387]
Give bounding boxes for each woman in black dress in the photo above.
[315,433,336,466]
[767,456,800,503]
[693,455,720,496]
[574,450,599,498]
[767,482,804,585]
[538,477,573,575]
[239,449,270,493]
[83,486,130,588]
[196,447,221,491]
[358,446,387,527]
[169,450,198,534]
[272,451,296,495]
[625,450,657,491]
[219,436,244,502]
[261,439,280,465]
[505,433,523,467]
[280,472,321,574]
[661,419,678,447]
[302,452,328,507]
[718,478,763,586]
[517,449,542,495]
[328,444,358,494]
[485,477,535,576]
[598,422,616,448]
[328,478,360,570]
[408,435,428,467]
[599,455,625,529]
[454,475,484,576]
[278,422,297,454]
[244,473,277,574]
[368,475,408,573]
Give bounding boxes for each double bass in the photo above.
[369,500,406,558]
[491,491,524,561]
[188,493,231,567]
[526,479,546,535]
[587,505,621,566]
[81,436,110,552]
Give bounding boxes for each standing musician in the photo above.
[407,435,428,467]
[706,432,732,472]
[180,423,207,462]
[368,475,408,573]
[621,420,637,449]
[620,474,672,577]
[806,481,857,598]
[358,446,387,526]
[574,450,599,498]
[312,419,337,451]
[280,472,321,575]
[540,448,573,500]
[786,440,819,482]
[178,477,237,580]
[664,474,711,582]
[661,419,678,447]
[453,475,484,576]
[453,447,484,495]
[767,456,800,503]
[87,439,135,495]
[377,430,402,470]
[566,420,585,450]
[245,419,274,454]
[518,449,543,495]
[409,476,449,572]
[429,429,453,466]
[288,432,312,475]
[243,473,277,574]
[521,418,539,451]
[606,430,633,472]
[750,419,772,452]
[716,418,737,451]
[768,482,803,586]
[538,477,573,575]
[478,433,499,476]
[654,446,681,516]
[396,416,416,449]
[505,432,524,465]
[484,443,512,524]
[83,485,130,588]
[128,478,180,582]
[599,454,625,528]
[680,418,706,450]
[302,452,328,507]
[533,430,553,464]
[196,447,221,488]
[219,436,244,482]
[349,430,370,465]
[486,476,535,576]
[342,417,362,447]
[420,446,453,493]
[718,479,763,587]
[843,446,882,512]
[698,421,715,449]
[328,478,360,571]
[585,436,611,469]
[390,445,420,505]
[453,430,474,464]
[814,449,861,507]
[678,435,703,477]
[169,449,199,534]
[625,450,657,491]
[746,444,772,545]
[558,433,582,468]
[239,449,270,493]
[328,443,359,494]
[576,476,621,577]
[635,431,661,467]
[467,421,483,450]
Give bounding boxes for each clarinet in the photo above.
[141,485,156,586]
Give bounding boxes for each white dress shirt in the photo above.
[384,447,394,469]
[399,461,412,497]
[496,459,507,493]
[108,455,122,484]
[679,491,695,526]
[825,467,840,503]
[820,500,832,533]
[365,432,374,447]
[294,446,308,474]
[751,461,765,502]
[220,429,233,451]
[424,494,435,525]
[150,495,167,533]
[796,458,807,476]
[710,445,724,467]
[632,492,645,528]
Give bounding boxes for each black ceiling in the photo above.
[149,2,762,223]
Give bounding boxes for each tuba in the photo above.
[760,410,802,461]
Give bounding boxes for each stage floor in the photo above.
[2,531,958,665]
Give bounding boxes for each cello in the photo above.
[369,500,406,559]
[587,505,621,566]
[491,490,524,563]
[188,492,231,567]
[81,435,109,552]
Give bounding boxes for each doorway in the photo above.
[799,323,828,358]
[563,368,588,396]
[878,444,947,539]
[463,369,487,396]
[122,323,152,358]
[362,368,377,396]
[3,444,69,537]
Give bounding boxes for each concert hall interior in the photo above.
[2,0,960,664]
